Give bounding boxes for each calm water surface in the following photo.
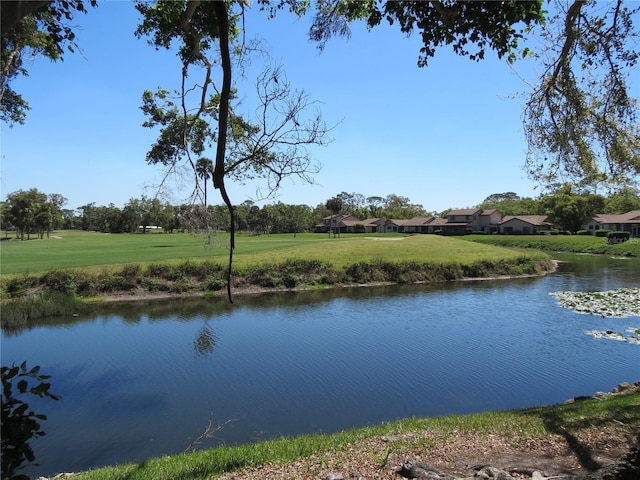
[2,254,639,477]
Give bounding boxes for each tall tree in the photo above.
[136,1,331,300]
[33,200,55,239]
[365,196,385,218]
[604,186,640,214]
[477,192,541,216]
[383,194,427,219]
[281,203,313,236]
[5,188,48,240]
[337,192,367,218]
[77,203,97,231]
[539,184,605,232]
[0,201,12,237]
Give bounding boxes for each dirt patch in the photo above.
[216,425,637,480]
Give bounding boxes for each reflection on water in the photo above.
[193,323,218,357]
[2,254,639,478]
[3,279,545,336]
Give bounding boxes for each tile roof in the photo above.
[447,209,481,216]
[386,219,409,226]
[342,219,371,226]
[593,210,640,224]
[501,215,551,226]
[401,217,435,226]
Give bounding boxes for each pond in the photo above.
[2,254,639,478]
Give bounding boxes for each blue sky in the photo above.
[1,1,546,213]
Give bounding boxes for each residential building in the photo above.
[478,209,502,233]
[361,218,386,233]
[583,210,640,237]
[316,215,384,234]
[402,217,437,233]
[312,209,640,236]
[500,215,553,234]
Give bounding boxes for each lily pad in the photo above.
[550,288,640,318]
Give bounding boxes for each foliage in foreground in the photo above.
[1,363,60,480]
[69,390,640,480]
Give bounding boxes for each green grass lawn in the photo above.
[0,230,543,276]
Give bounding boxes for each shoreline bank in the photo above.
[95,265,558,304]
[1,256,555,326]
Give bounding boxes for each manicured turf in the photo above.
[0,230,541,275]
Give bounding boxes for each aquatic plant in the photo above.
[551,288,640,345]
[550,288,640,318]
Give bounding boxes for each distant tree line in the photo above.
[2,186,639,239]
[0,190,434,238]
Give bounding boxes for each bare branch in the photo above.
[183,416,235,454]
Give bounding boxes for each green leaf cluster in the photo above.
[308,0,545,65]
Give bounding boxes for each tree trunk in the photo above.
[1,1,51,33]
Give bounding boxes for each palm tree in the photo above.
[195,157,214,207]
[195,157,214,236]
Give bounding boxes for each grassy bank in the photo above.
[463,234,640,257]
[65,389,640,480]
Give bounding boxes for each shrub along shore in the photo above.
[0,255,554,327]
